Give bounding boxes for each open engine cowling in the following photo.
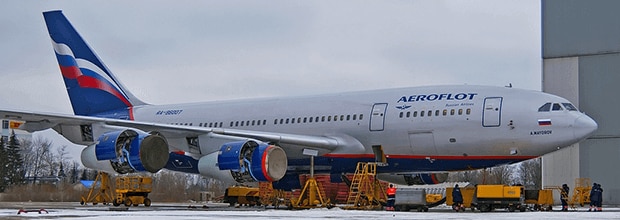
[81,129,169,174]
[217,140,287,182]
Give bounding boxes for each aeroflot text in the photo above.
[397,93,478,103]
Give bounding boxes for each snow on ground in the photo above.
[1,203,620,219]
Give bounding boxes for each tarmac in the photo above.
[1,202,620,219]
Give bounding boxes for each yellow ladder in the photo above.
[345,162,383,209]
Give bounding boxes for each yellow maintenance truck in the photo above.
[474,185,526,212]
[224,185,261,206]
[447,184,526,212]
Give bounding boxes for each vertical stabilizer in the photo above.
[43,10,147,118]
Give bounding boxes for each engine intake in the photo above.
[82,129,169,174]
[217,140,287,182]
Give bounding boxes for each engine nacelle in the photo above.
[377,173,449,185]
[81,129,169,174]
[217,140,287,182]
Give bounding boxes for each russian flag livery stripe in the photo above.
[43,10,136,118]
[538,119,552,126]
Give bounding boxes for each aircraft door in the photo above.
[482,97,503,127]
[370,103,388,131]
[408,132,437,154]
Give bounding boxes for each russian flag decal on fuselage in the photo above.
[538,119,552,126]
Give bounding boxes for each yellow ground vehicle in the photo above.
[224,185,261,206]
[113,176,153,207]
[475,185,525,212]
[524,189,554,211]
[446,186,476,210]
[81,172,153,207]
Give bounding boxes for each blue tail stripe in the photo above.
[55,53,77,67]
[44,11,111,79]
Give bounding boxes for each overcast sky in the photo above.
[1,0,541,114]
[1,1,541,160]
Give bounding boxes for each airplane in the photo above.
[1,10,597,189]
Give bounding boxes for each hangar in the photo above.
[542,0,620,204]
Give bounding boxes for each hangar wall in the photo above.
[542,0,620,204]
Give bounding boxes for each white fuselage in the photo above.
[129,85,595,173]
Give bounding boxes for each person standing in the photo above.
[588,183,599,212]
[561,183,570,211]
[386,184,396,211]
[596,183,603,212]
[452,184,464,212]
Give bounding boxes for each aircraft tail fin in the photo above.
[43,10,147,118]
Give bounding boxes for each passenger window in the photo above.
[458,109,463,115]
[322,116,326,122]
[538,103,551,112]
[466,109,471,115]
[298,118,301,123]
[435,110,439,116]
[360,114,363,120]
[304,117,307,123]
[252,120,255,126]
[347,115,351,121]
[328,116,332,121]
[291,118,295,124]
[286,119,289,124]
[399,112,403,118]
[427,110,432,117]
[421,111,425,117]
[406,112,410,118]
[280,119,284,124]
[552,103,563,111]
[413,111,417,117]
[451,109,455,115]
[443,109,447,116]
[309,117,313,123]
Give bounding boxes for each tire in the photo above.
[478,204,491,212]
[508,205,516,212]
[144,198,151,207]
[124,198,132,207]
[113,200,120,207]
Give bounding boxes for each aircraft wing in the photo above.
[0,109,348,152]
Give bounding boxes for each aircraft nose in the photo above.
[574,114,598,140]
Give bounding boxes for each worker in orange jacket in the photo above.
[386,184,396,211]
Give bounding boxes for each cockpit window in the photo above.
[563,103,578,111]
[552,103,563,111]
[538,103,551,112]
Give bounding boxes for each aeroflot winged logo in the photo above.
[397,93,478,103]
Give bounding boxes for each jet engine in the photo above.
[377,173,449,185]
[216,140,287,182]
[81,129,169,174]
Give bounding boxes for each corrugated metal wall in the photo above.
[542,0,620,205]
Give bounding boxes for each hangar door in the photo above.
[482,97,503,127]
